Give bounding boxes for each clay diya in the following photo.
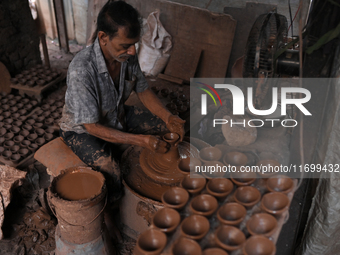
[206,178,233,200]
[13,135,24,144]
[180,214,210,240]
[2,150,12,160]
[161,187,189,210]
[202,248,228,255]
[234,186,261,209]
[4,132,14,141]
[42,111,51,118]
[190,194,218,217]
[152,207,181,234]
[55,102,64,108]
[36,80,46,86]
[0,147,4,154]
[177,157,201,175]
[16,103,24,109]
[10,145,20,154]
[267,175,294,194]
[246,213,277,237]
[202,161,226,179]
[36,116,45,123]
[45,127,55,134]
[33,123,44,129]
[31,100,38,107]
[13,120,23,127]
[230,171,257,186]
[135,228,167,255]
[27,133,38,142]
[49,105,58,112]
[261,192,289,216]
[44,118,54,126]
[2,111,11,118]
[243,235,276,255]
[24,104,33,111]
[0,127,6,136]
[199,147,222,163]
[180,174,206,195]
[35,128,45,137]
[35,137,46,146]
[11,126,20,135]
[18,148,30,157]
[169,91,179,100]
[20,140,31,148]
[51,112,60,119]
[25,119,35,126]
[18,115,27,122]
[223,151,248,167]
[20,130,30,138]
[217,202,247,226]
[4,118,13,125]
[172,237,202,255]
[35,109,44,116]
[151,86,159,94]
[44,133,54,142]
[21,98,30,104]
[160,88,169,97]
[0,137,5,145]
[18,109,27,116]
[215,225,246,251]
[256,159,280,178]
[4,140,15,149]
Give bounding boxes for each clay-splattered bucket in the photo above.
[48,166,107,244]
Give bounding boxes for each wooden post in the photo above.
[53,0,69,53]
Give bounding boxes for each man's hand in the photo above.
[145,135,169,153]
[166,115,186,141]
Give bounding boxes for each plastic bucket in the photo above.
[48,166,107,244]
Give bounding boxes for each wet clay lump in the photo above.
[55,172,102,200]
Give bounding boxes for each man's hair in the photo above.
[91,1,141,43]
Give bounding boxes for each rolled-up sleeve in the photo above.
[65,68,100,125]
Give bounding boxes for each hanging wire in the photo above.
[288,3,302,36]
[288,0,294,37]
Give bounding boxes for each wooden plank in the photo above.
[164,41,201,82]
[125,0,236,78]
[53,0,69,52]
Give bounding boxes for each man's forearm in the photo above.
[84,123,146,147]
[138,89,172,124]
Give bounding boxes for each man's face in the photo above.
[101,27,140,63]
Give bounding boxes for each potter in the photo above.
[58,0,185,245]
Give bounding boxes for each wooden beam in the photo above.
[53,0,69,52]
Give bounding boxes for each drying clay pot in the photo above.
[202,161,226,179]
[51,112,60,119]
[234,186,261,209]
[45,127,55,134]
[20,130,30,138]
[4,140,15,149]
[13,135,24,144]
[0,147,4,154]
[256,159,281,178]
[2,150,12,160]
[246,213,277,237]
[217,202,247,226]
[18,148,30,157]
[11,126,20,134]
[13,119,22,127]
[2,111,11,118]
[20,140,31,148]
[177,157,201,175]
[160,88,169,97]
[0,128,6,136]
[223,151,248,167]
[55,102,64,108]
[25,119,35,126]
[267,175,294,194]
[206,178,233,200]
[44,133,54,142]
[161,187,189,210]
[151,86,159,94]
[36,80,46,86]
[27,80,35,87]
[23,124,33,132]
[215,225,246,251]
[135,228,167,255]
[4,124,12,131]
[28,143,39,152]
[18,116,26,122]
[202,248,228,255]
[9,101,17,107]
[21,98,30,104]
[44,118,54,126]
[4,132,14,141]
[33,123,44,129]
[0,137,5,145]
[190,194,218,217]
[230,172,257,186]
[152,207,181,233]
[169,91,179,100]
[49,105,57,112]
[31,100,38,107]
[16,103,24,109]
[243,235,276,255]
[35,128,45,137]
[10,145,20,154]
[36,116,45,123]
[42,111,51,118]
[166,103,177,111]
[172,237,202,255]
[35,109,44,115]
[180,214,210,240]
[27,133,38,142]
[4,118,13,125]
[35,137,46,146]
[180,174,206,195]
[18,109,27,116]
[199,147,222,162]
[222,115,257,146]
[261,192,289,216]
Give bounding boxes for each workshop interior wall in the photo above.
[0,0,41,75]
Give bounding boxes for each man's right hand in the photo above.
[145,135,168,153]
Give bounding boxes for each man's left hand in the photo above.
[166,115,186,141]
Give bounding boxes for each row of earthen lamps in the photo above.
[0,91,64,164]
[134,146,294,255]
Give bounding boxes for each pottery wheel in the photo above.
[122,141,199,201]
